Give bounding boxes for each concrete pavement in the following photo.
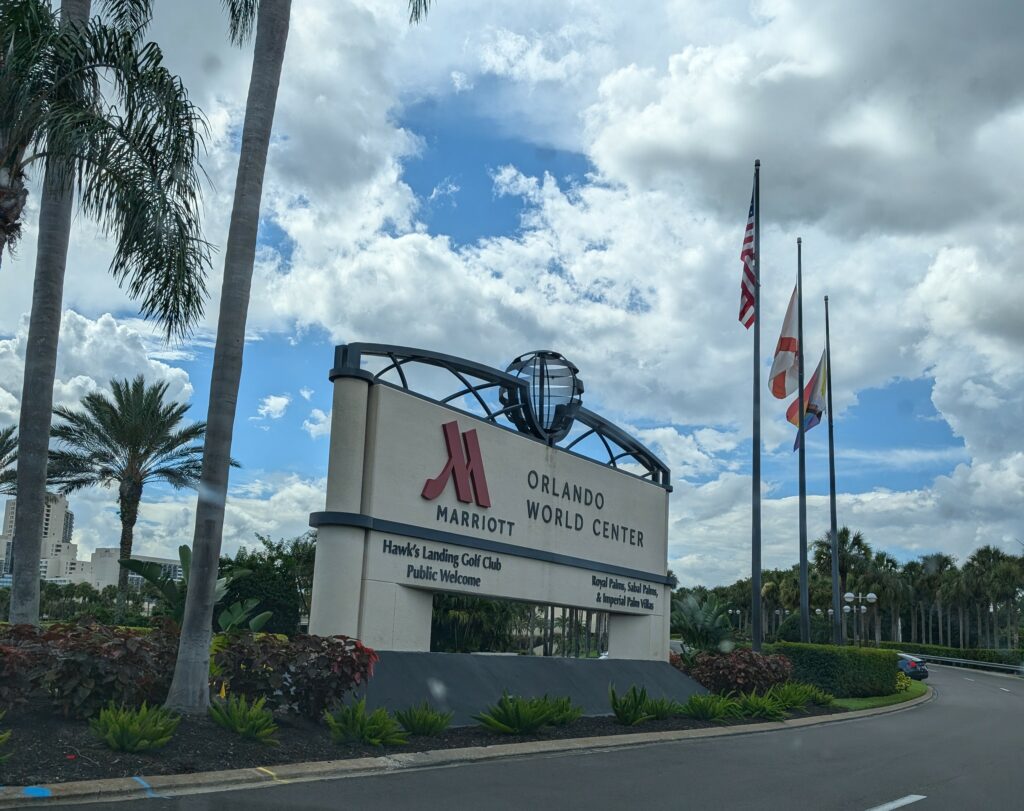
[35,666,1022,810]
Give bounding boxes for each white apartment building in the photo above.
[82,548,183,591]
[0,494,78,580]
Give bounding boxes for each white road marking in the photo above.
[1000,687,1011,692]
[865,795,927,811]
[964,677,975,681]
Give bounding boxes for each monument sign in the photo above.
[309,344,673,660]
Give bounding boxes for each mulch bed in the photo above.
[0,703,845,787]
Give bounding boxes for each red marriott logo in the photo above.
[421,421,491,508]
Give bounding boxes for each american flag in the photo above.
[739,188,756,328]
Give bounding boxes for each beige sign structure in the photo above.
[309,347,672,661]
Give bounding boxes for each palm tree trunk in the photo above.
[165,0,291,714]
[936,602,942,646]
[114,480,143,623]
[959,605,965,649]
[8,0,92,626]
[946,605,951,647]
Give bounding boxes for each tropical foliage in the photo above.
[608,684,654,726]
[394,702,453,736]
[0,425,16,494]
[209,694,278,745]
[90,702,180,752]
[671,594,733,652]
[48,376,213,617]
[678,526,1023,650]
[324,698,407,747]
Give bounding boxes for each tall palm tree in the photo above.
[920,553,955,646]
[48,376,208,619]
[0,425,16,494]
[4,0,209,625]
[812,525,872,609]
[166,0,292,714]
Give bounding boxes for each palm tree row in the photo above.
[679,527,1023,650]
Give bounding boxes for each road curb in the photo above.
[0,687,933,808]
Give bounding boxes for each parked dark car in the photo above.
[898,653,929,680]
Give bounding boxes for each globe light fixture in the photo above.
[815,608,822,616]
[843,605,852,614]
[503,351,584,444]
[843,592,855,604]
[860,605,867,614]
[867,592,877,604]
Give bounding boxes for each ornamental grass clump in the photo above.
[324,698,407,747]
[644,697,685,720]
[609,685,654,726]
[395,702,454,736]
[0,711,10,762]
[544,696,583,727]
[679,693,741,723]
[209,694,279,745]
[766,682,818,712]
[474,692,556,735]
[735,692,787,721]
[90,702,180,753]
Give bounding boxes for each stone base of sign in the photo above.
[355,651,706,726]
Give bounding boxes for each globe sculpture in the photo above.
[502,351,584,444]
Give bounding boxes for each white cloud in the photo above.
[299,387,314,400]
[255,394,291,420]
[302,408,332,439]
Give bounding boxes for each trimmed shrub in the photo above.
[683,649,793,695]
[90,702,180,752]
[213,633,378,718]
[474,692,555,735]
[325,698,407,746]
[895,672,913,693]
[395,702,453,736]
[878,641,1023,667]
[767,643,897,698]
[609,685,654,726]
[209,694,279,745]
[679,694,741,723]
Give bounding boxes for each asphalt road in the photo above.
[44,666,1023,811]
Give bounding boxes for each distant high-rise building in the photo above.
[0,494,78,580]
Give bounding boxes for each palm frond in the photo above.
[407,0,432,24]
[221,0,259,45]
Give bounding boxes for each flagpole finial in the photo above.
[824,295,829,302]
[797,236,802,245]
[755,158,760,167]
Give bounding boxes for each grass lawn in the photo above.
[833,679,928,711]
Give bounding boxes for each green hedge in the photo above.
[877,641,1023,666]
[766,643,897,698]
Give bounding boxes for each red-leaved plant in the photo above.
[682,648,793,696]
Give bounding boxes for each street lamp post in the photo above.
[844,592,877,645]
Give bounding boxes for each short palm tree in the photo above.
[812,526,871,602]
[48,376,209,619]
[0,425,15,494]
[4,0,210,625]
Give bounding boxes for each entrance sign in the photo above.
[309,344,673,660]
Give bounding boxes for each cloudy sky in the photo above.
[1,0,1021,587]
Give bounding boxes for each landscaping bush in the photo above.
[766,682,817,712]
[212,633,378,718]
[644,697,684,720]
[767,643,897,698]
[324,698,406,746]
[609,685,654,726]
[878,641,1023,667]
[0,710,10,762]
[31,623,178,718]
[735,692,787,721]
[544,696,583,727]
[90,702,180,752]
[474,692,556,735]
[678,694,741,723]
[209,694,279,745]
[394,702,453,736]
[895,672,913,693]
[683,648,793,695]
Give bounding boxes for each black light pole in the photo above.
[751,160,763,652]
[825,296,842,645]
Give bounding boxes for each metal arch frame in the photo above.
[330,342,672,489]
